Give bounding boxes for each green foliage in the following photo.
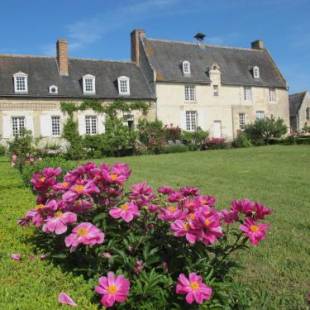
[0,144,6,155]
[162,144,189,153]
[232,132,252,148]
[181,129,209,150]
[82,134,105,158]
[21,156,76,187]
[62,117,85,160]
[302,123,310,133]
[102,117,137,156]
[7,129,33,172]
[137,119,166,154]
[164,125,182,142]
[244,117,287,145]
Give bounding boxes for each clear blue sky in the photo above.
[0,0,309,93]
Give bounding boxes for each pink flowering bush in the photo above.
[19,162,272,308]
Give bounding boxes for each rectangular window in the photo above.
[306,107,310,120]
[213,85,219,96]
[239,113,245,129]
[85,78,94,92]
[244,87,252,101]
[15,77,27,92]
[85,115,97,135]
[185,85,196,101]
[269,88,276,102]
[12,116,25,137]
[256,111,265,120]
[185,111,197,131]
[120,80,128,94]
[51,116,61,136]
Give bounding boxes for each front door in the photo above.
[213,121,222,138]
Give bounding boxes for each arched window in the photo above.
[182,61,191,75]
[13,72,28,93]
[253,66,260,79]
[118,76,130,95]
[82,74,96,94]
[49,85,58,94]
[211,63,220,71]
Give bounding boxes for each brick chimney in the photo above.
[56,39,69,76]
[131,29,145,65]
[251,40,264,50]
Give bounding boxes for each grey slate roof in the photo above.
[0,55,155,99]
[289,91,307,116]
[143,39,287,89]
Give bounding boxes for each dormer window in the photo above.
[182,61,191,75]
[13,72,28,93]
[211,63,220,71]
[118,76,130,95]
[253,66,260,79]
[49,85,58,95]
[83,74,96,95]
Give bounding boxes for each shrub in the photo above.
[0,144,6,156]
[232,132,252,148]
[82,134,105,158]
[164,124,182,142]
[137,119,165,154]
[21,157,76,187]
[181,129,209,150]
[302,123,310,133]
[244,117,287,145]
[19,162,272,309]
[206,137,226,149]
[163,144,189,154]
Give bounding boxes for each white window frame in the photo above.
[13,72,28,93]
[12,116,25,137]
[239,113,246,130]
[213,85,219,96]
[244,87,252,101]
[51,115,61,136]
[117,76,130,95]
[253,66,260,79]
[185,111,198,131]
[49,85,58,95]
[182,60,191,75]
[269,88,276,102]
[256,111,265,120]
[83,74,96,95]
[184,85,196,102]
[85,115,97,135]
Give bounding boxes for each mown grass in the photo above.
[0,145,309,309]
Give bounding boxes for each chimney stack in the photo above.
[131,29,145,65]
[251,40,264,50]
[56,39,69,76]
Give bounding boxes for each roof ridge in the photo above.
[146,38,261,52]
[0,53,54,59]
[289,91,307,97]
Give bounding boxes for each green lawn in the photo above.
[0,145,309,309]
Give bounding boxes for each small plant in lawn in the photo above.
[19,162,272,308]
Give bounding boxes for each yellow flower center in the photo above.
[121,204,129,211]
[36,204,45,209]
[190,281,200,291]
[167,206,177,213]
[183,222,190,231]
[250,225,259,232]
[110,174,118,181]
[39,177,46,183]
[187,213,195,221]
[204,218,211,226]
[62,182,69,188]
[74,185,85,193]
[54,211,63,218]
[77,227,88,237]
[107,284,118,294]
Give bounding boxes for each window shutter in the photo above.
[25,115,34,135]
[98,114,105,134]
[78,114,86,135]
[2,115,11,139]
[40,114,51,137]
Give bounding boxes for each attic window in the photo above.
[118,76,130,95]
[83,74,96,95]
[13,72,28,93]
[182,61,191,75]
[49,85,58,94]
[253,66,260,79]
[211,63,220,71]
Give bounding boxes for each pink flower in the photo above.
[219,209,239,224]
[176,273,212,304]
[180,186,200,197]
[58,292,77,307]
[171,220,198,244]
[62,181,99,203]
[158,186,174,195]
[129,182,155,207]
[133,259,144,274]
[240,218,268,246]
[31,167,61,192]
[11,253,21,261]
[253,202,272,220]
[65,222,105,250]
[95,272,130,308]
[42,211,77,235]
[109,201,140,223]
[168,191,183,203]
[159,205,185,222]
[231,199,254,215]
